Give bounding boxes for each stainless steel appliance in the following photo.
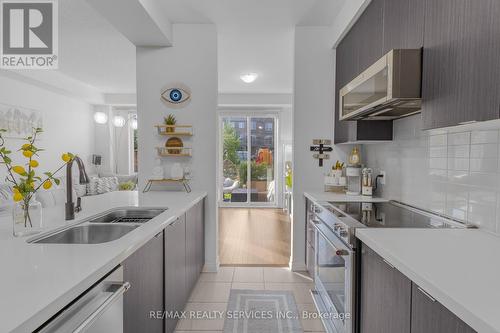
[37,266,129,333]
[339,49,422,121]
[310,200,473,333]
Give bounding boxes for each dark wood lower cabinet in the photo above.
[165,215,187,333]
[123,231,164,333]
[411,284,476,333]
[360,242,477,333]
[186,200,204,295]
[360,244,412,333]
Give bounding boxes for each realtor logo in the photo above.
[0,0,58,69]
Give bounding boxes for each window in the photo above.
[265,122,273,131]
[238,122,245,129]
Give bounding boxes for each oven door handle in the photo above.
[313,222,351,254]
[73,281,130,333]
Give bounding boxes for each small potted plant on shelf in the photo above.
[164,114,177,133]
[0,127,74,237]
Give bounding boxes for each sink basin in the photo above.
[33,224,139,244]
[30,207,167,244]
[89,208,167,224]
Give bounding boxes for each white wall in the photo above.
[0,75,95,182]
[364,115,500,235]
[137,24,218,271]
[292,27,351,270]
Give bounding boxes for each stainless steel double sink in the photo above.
[30,208,167,244]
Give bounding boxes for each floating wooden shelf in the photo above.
[156,146,192,157]
[143,178,191,193]
[155,125,193,136]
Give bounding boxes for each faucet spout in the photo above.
[65,156,89,220]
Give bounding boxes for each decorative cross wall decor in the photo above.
[310,139,333,167]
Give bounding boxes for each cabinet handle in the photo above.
[383,259,395,269]
[417,286,436,302]
[154,231,162,238]
[170,217,180,226]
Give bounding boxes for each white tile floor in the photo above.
[175,267,325,333]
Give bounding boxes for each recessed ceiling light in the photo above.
[240,73,258,83]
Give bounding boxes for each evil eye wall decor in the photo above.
[161,83,191,109]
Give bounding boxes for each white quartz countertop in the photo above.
[356,228,500,333]
[304,191,388,203]
[0,190,207,333]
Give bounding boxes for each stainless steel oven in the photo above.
[311,217,355,333]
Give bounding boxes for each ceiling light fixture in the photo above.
[113,115,126,128]
[93,112,108,124]
[240,72,258,83]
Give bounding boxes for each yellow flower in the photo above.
[61,153,71,162]
[12,165,26,175]
[13,192,23,202]
[23,150,34,158]
[29,160,39,168]
[13,187,20,194]
[22,143,31,150]
[43,180,52,190]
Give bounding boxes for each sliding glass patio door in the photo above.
[220,114,277,206]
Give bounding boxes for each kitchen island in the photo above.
[0,190,207,333]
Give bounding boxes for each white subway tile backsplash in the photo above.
[447,145,469,158]
[364,114,500,235]
[429,158,447,169]
[470,143,498,159]
[471,130,498,144]
[447,158,469,171]
[470,158,498,173]
[448,132,470,146]
[429,134,447,146]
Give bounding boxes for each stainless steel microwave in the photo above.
[339,49,422,121]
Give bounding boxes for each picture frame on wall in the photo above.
[0,103,44,139]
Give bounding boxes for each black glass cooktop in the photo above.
[327,201,457,228]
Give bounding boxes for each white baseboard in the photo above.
[289,260,307,272]
[202,256,220,273]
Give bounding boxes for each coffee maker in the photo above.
[346,166,361,195]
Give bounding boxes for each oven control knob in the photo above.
[336,249,348,256]
[339,230,348,237]
[333,224,341,231]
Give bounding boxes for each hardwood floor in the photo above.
[219,208,291,266]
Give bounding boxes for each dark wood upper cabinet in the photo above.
[411,283,476,333]
[382,0,425,53]
[355,0,384,72]
[334,0,393,144]
[422,0,500,129]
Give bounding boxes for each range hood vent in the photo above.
[339,49,422,121]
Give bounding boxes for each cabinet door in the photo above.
[123,232,164,333]
[354,0,384,72]
[165,215,187,333]
[195,200,205,275]
[411,283,476,333]
[186,205,198,295]
[422,0,500,129]
[382,0,424,53]
[360,244,411,333]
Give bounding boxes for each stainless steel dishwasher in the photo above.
[36,266,130,333]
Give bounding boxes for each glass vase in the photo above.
[12,197,43,237]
